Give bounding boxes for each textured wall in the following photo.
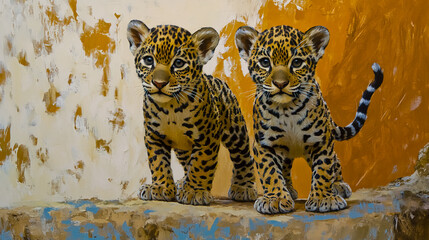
[0,0,428,206]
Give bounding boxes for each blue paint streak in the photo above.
[65,200,99,214]
[144,209,155,214]
[106,222,121,239]
[122,221,135,240]
[172,217,230,240]
[42,207,58,221]
[62,219,129,239]
[0,229,13,240]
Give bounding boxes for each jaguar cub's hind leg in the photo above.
[176,143,220,205]
[305,145,347,212]
[253,143,295,214]
[332,158,352,199]
[282,158,298,200]
[222,126,257,201]
[173,149,192,193]
[139,136,176,201]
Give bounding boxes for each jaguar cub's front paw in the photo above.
[254,194,295,214]
[228,184,258,202]
[332,181,352,199]
[305,193,347,212]
[176,185,213,205]
[138,184,176,201]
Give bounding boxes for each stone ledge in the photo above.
[1,170,428,240]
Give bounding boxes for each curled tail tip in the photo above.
[371,62,381,73]
[371,62,383,89]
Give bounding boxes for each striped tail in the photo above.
[333,63,384,141]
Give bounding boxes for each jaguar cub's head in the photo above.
[235,25,329,104]
[127,20,219,103]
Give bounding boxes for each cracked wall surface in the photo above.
[1,0,429,208]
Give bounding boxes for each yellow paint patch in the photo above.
[67,160,85,181]
[0,125,12,166]
[121,181,129,191]
[69,0,78,20]
[30,135,38,146]
[33,38,53,57]
[17,51,30,66]
[43,83,61,114]
[96,139,111,153]
[0,62,11,103]
[80,20,115,68]
[74,105,82,130]
[101,66,109,96]
[109,108,125,131]
[36,148,48,164]
[17,145,30,183]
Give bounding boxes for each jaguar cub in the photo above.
[127,20,257,205]
[235,25,383,213]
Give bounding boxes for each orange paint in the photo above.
[33,38,53,57]
[68,0,78,20]
[75,160,84,170]
[80,19,116,97]
[0,63,10,86]
[36,148,48,164]
[30,135,38,146]
[17,51,30,66]
[121,181,129,191]
[17,145,30,183]
[213,0,429,197]
[43,83,61,114]
[45,4,73,26]
[96,139,111,153]
[0,125,12,166]
[101,66,109,96]
[80,20,115,68]
[74,105,82,130]
[109,108,125,131]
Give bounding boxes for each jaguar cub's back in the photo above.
[127,20,257,206]
[236,25,383,214]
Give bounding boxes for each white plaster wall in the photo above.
[0,0,269,207]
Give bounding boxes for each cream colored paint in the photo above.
[0,0,272,207]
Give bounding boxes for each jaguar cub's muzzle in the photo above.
[270,66,295,103]
[152,64,171,91]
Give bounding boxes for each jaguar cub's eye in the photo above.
[259,58,271,68]
[143,56,154,66]
[173,59,186,69]
[291,58,304,68]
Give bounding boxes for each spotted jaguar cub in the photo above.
[235,25,383,213]
[127,20,257,205]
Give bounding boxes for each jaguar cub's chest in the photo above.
[257,101,325,158]
[144,96,219,151]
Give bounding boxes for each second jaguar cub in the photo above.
[235,25,383,213]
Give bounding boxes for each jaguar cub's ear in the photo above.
[235,26,259,61]
[127,20,150,55]
[192,27,220,65]
[303,26,330,61]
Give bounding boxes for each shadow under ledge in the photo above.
[1,143,428,239]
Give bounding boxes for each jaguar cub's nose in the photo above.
[272,80,288,89]
[153,80,168,89]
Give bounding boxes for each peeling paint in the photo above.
[16,145,30,183]
[96,139,111,154]
[109,108,125,131]
[36,148,48,163]
[43,83,61,114]
[17,51,30,66]
[0,125,12,166]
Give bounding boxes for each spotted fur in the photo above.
[127,20,257,205]
[235,25,383,213]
